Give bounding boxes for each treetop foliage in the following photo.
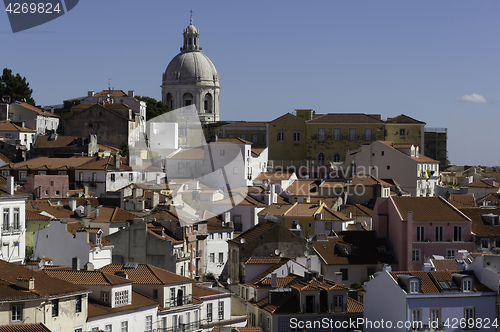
[0,68,35,105]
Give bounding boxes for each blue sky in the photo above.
[2,0,499,166]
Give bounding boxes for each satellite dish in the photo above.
[280,253,284,257]
[240,238,246,244]
[274,249,280,256]
[304,250,310,257]
[227,278,232,284]
[287,190,292,194]
[296,224,301,230]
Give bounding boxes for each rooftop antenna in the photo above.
[189,9,193,24]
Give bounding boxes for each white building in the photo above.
[44,268,158,332]
[345,140,440,196]
[161,18,221,124]
[205,218,234,278]
[0,176,29,264]
[34,220,113,269]
[0,119,36,150]
[6,101,59,135]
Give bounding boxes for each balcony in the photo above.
[1,226,22,235]
[166,294,193,308]
[156,319,205,332]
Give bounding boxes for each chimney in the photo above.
[88,91,94,97]
[156,174,161,185]
[84,200,92,217]
[114,154,121,169]
[271,273,277,288]
[152,191,160,208]
[69,199,77,211]
[16,277,35,290]
[95,206,100,218]
[335,272,342,285]
[50,106,54,114]
[6,176,14,196]
[84,262,94,271]
[72,256,80,271]
[83,186,89,197]
[128,90,134,97]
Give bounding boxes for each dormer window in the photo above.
[463,279,472,292]
[410,280,419,293]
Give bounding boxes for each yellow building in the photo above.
[221,121,268,148]
[385,114,425,148]
[268,110,426,172]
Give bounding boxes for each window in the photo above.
[145,315,153,332]
[92,328,99,331]
[308,222,312,228]
[13,208,19,230]
[364,128,372,140]
[333,295,343,312]
[381,151,385,156]
[101,291,109,303]
[430,308,441,327]
[317,152,325,166]
[481,239,489,249]
[75,329,83,332]
[446,249,456,259]
[210,253,215,263]
[58,170,67,175]
[38,171,46,175]
[19,171,27,180]
[454,226,462,241]
[219,252,224,263]
[400,128,406,136]
[411,308,422,323]
[240,133,247,140]
[348,128,357,140]
[210,233,214,240]
[114,290,129,306]
[410,280,419,293]
[3,208,8,231]
[11,304,22,322]
[218,300,224,320]
[251,134,258,143]
[292,131,301,142]
[333,128,341,140]
[435,226,443,241]
[153,289,158,299]
[220,149,225,156]
[277,131,285,142]
[75,295,82,313]
[318,128,325,141]
[333,152,341,163]
[1,170,9,177]
[55,190,60,196]
[170,287,175,306]
[52,299,59,317]
[105,324,112,332]
[412,249,420,262]
[416,226,424,242]
[463,279,472,292]
[339,268,348,281]
[464,307,475,327]
[387,165,391,170]
[207,303,213,322]
[79,172,83,182]
[121,321,128,332]
[110,174,115,182]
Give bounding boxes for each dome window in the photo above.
[204,93,213,113]
[183,92,193,107]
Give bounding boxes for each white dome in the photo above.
[164,51,219,85]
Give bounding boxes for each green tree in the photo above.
[119,142,129,156]
[0,68,35,105]
[135,96,172,120]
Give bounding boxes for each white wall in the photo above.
[0,196,27,264]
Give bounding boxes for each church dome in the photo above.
[164,51,219,85]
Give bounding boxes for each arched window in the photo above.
[204,93,213,113]
[183,92,193,107]
[333,152,341,163]
[166,93,173,109]
[318,152,325,166]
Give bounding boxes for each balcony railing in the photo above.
[1,226,22,235]
[166,294,193,308]
[156,319,206,332]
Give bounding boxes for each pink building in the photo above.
[23,174,69,198]
[372,196,474,270]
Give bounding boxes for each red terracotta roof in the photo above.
[43,269,131,286]
[87,290,159,318]
[15,101,59,118]
[306,113,384,124]
[391,196,470,222]
[0,323,52,332]
[99,263,193,285]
